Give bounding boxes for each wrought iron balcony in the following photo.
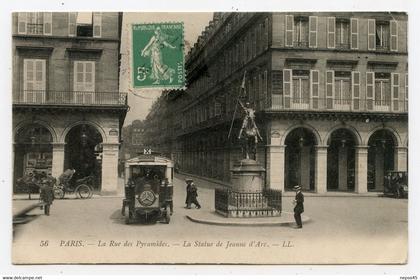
[270,95,408,113]
[376,43,390,51]
[27,23,43,35]
[13,90,128,107]
[293,40,309,48]
[336,42,351,50]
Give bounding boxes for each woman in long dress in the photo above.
[141,27,176,85]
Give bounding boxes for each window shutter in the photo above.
[18,12,27,34]
[23,59,33,91]
[366,72,375,110]
[85,62,95,92]
[285,15,294,47]
[93,12,102,38]
[326,70,334,109]
[405,73,408,111]
[327,17,336,49]
[310,70,319,109]
[68,12,77,37]
[351,71,360,110]
[391,73,400,111]
[264,17,269,50]
[43,12,52,35]
[350,18,359,49]
[368,19,376,50]
[390,20,398,51]
[264,70,268,108]
[309,16,318,48]
[283,69,292,108]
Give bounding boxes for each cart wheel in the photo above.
[76,184,92,199]
[53,187,65,199]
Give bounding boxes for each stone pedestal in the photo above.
[214,159,282,218]
[231,159,265,193]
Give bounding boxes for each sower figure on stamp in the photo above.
[292,185,304,229]
[237,101,263,160]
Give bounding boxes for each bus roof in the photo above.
[125,155,173,167]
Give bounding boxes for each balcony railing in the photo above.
[27,23,43,35]
[270,95,408,113]
[336,43,351,50]
[13,90,128,107]
[293,40,309,48]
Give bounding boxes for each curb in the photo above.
[186,211,310,227]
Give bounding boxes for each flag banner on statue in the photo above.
[132,23,185,89]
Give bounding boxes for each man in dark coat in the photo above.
[39,175,56,216]
[187,182,201,209]
[293,185,304,229]
[185,179,193,208]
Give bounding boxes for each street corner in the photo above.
[185,210,310,227]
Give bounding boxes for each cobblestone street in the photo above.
[12,175,408,264]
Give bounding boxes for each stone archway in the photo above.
[64,124,103,190]
[284,127,318,191]
[13,124,53,193]
[327,128,358,192]
[367,129,397,191]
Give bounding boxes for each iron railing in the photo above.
[270,96,408,113]
[13,90,128,106]
[215,188,282,217]
[293,41,309,48]
[27,23,43,35]
[336,43,351,50]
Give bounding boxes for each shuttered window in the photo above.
[327,17,336,49]
[391,73,400,111]
[351,71,360,110]
[23,59,46,103]
[68,12,77,36]
[366,72,375,110]
[326,70,334,109]
[310,70,319,109]
[73,61,95,104]
[285,15,294,47]
[309,16,318,48]
[350,18,359,49]
[390,20,398,51]
[93,13,102,37]
[405,73,408,111]
[18,12,27,34]
[368,19,376,50]
[43,12,52,35]
[283,69,292,108]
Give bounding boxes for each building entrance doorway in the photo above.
[285,127,316,191]
[64,124,103,190]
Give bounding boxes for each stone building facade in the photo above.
[145,12,408,194]
[12,12,128,194]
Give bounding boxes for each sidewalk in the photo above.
[176,171,381,197]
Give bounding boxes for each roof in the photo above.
[125,155,173,167]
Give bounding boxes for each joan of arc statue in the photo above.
[237,101,263,160]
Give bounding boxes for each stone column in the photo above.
[394,146,408,172]
[266,145,286,191]
[315,145,328,194]
[101,143,120,195]
[52,143,65,179]
[355,146,369,194]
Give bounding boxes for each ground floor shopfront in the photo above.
[175,116,408,194]
[13,110,123,194]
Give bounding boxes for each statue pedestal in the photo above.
[215,159,282,218]
[231,159,265,193]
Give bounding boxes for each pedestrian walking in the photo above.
[185,178,193,208]
[187,182,201,209]
[293,185,304,229]
[39,175,56,216]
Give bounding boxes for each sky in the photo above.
[119,12,214,126]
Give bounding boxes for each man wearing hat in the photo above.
[185,179,193,208]
[293,185,304,229]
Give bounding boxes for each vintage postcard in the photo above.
[11,11,408,264]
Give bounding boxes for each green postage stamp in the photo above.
[132,22,185,89]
